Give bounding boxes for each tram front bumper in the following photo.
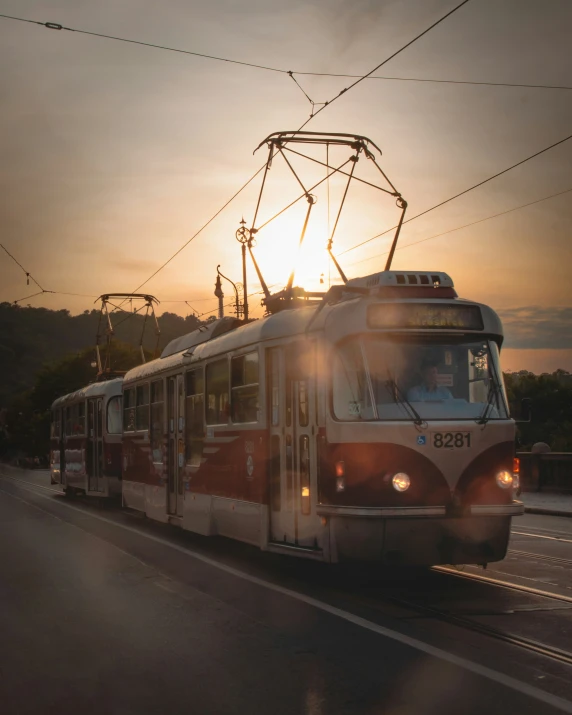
[317,502,523,566]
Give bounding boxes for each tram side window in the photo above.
[231,352,259,423]
[123,388,136,432]
[136,384,150,431]
[107,396,123,435]
[150,380,164,462]
[206,359,229,425]
[186,369,204,466]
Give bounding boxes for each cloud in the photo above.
[499,306,572,349]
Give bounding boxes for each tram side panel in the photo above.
[121,362,271,546]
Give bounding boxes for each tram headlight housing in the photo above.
[392,472,410,492]
[496,470,513,489]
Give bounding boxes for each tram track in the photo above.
[435,566,572,605]
[382,592,572,667]
[508,549,572,568]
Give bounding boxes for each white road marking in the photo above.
[513,530,572,544]
[1,474,572,714]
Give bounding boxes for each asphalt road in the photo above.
[1,468,571,715]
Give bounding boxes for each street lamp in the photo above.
[235,218,249,321]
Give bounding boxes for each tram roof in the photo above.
[123,291,504,385]
[51,377,123,410]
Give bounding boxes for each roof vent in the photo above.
[346,271,454,290]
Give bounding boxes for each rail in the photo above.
[518,452,572,493]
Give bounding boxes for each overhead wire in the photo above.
[338,132,572,257]
[129,163,266,294]
[346,187,572,269]
[1,243,45,291]
[296,0,474,126]
[4,3,566,305]
[1,13,569,91]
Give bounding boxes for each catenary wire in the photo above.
[346,187,572,270]
[1,13,569,91]
[338,132,572,257]
[129,164,266,294]
[1,243,45,291]
[297,0,473,126]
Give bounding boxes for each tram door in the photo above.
[167,375,185,517]
[87,398,104,492]
[268,344,318,548]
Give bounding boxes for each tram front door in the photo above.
[167,375,185,517]
[87,398,104,492]
[268,344,318,549]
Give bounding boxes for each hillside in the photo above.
[0,302,201,406]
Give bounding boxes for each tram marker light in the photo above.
[513,457,520,474]
[335,461,346,492]
[392,472,410,492]
[496,470,513,489]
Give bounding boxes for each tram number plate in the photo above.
[432,432,471,449]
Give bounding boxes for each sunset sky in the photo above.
[1,0,571,373]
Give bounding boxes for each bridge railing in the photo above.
[518,452,572,493]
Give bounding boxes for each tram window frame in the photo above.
[51,411,61,439]
[206,359,230,426]
[107,396,123,435]
[231,351,259,424]
[77,401,86,435]
[185,368,205,466]
[268,348,280,427]
[65,403,85,436]
[136,384,150,431]
[123,388,136,432]
[150,380,164,462]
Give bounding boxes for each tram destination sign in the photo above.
[367,303,484,330]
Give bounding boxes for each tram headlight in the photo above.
[392,472,410,492]
[496,470,513,489]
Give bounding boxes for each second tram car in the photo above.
[117,270,523,566]
[50,379,123,497]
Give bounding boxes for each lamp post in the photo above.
[235,218,249,321]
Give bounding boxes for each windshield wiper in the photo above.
[477,356,503,425]
[386,372,425,427]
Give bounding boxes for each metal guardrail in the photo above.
[518,452,572,493]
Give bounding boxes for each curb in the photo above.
[524,507,572,518]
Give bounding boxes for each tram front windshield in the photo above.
[333,336,509,421]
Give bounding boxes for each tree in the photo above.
[1,342,149,462]
[505,371,572,451]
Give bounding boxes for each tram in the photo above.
[50,378,123,497]
[119,269,523,566]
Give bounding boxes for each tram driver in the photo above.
[407,358,453,402]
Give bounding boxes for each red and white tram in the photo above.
[117,270,523,566]
[50,379,123,497]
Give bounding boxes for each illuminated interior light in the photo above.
[301,486,310,498]
[335,461,345,478]
[336,477,345,492]
[392,472,410,492]
[496,470,513,489]
[513,457,520,474]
